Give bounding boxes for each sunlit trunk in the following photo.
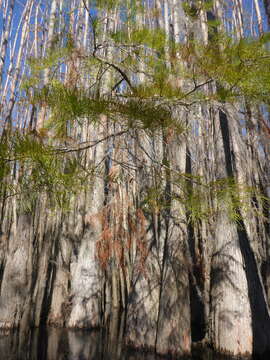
[1,0,270,358]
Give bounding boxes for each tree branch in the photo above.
[54,130,128,154]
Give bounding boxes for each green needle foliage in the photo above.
[177,32,270,104]
[111,27,167,53]
[4,1,270,220]
[32,81,180,135]
[0,130,88,211]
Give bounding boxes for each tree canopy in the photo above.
[1,0,270,218]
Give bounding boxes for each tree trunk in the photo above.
[209,110,253,356]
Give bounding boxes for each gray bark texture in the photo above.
[1,0,270,358]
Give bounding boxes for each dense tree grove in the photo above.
[1,0,270,358]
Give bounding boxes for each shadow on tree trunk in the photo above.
[237,222,270,356]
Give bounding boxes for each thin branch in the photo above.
[95,55,135,92]
[179,78,214,100]
[1,130,129,162]
[80,2,135,93]
[54,130,128,153]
